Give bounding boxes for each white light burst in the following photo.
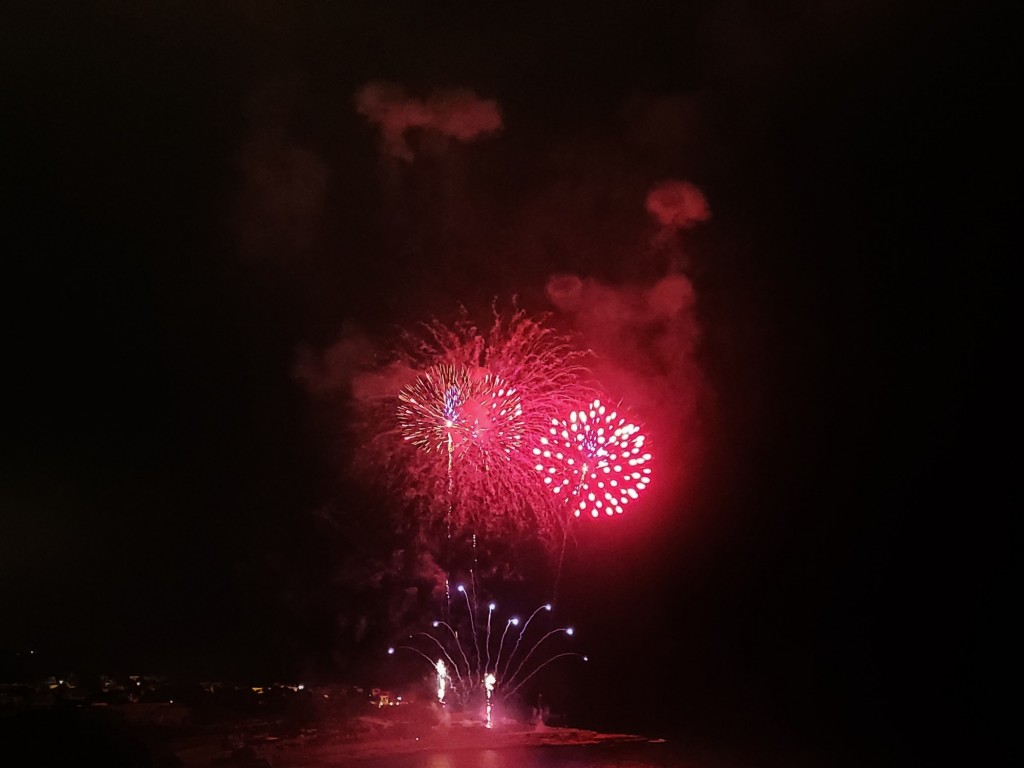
[533,398,652,518]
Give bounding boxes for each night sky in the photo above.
[1,2,1008,765]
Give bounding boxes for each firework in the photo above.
[435,658,448,704]
[397,363,525,460]
[534,397,652,518]
[356,303,597,551]
[388,585,586,717]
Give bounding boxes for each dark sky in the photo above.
[1,2,1009,765]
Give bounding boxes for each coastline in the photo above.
[2,698,661,766]
[173,720,651,766]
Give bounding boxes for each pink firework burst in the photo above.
[397,363,525,461]
[352,303,598,551]
[534,397,652,519]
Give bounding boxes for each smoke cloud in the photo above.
[293,323,416,402]
[354,81,503,161]
[645,179,711,230]
[546,273,700,401]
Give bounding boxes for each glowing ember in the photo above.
[534,397,652,518]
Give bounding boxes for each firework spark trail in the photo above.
[484,601,495,678]
[500,602,552,681]
[504,625,576,696]
[433,619,473,686]
[396,363,522,616]
[534,397,652,519]
[405,632,465,690]
[504,651,587,698]
[492,615,519,678]
[390,591,584,713]
[457,584,483,682]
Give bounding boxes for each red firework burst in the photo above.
[352,304,598,550]
[397,363,525,460]
[533,397,652,518]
